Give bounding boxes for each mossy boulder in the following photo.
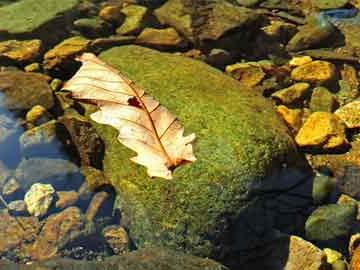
[85,46,308,260]
[0,0,80,43]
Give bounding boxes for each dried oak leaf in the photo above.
[62,53,196,179]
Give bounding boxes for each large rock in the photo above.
[0,0,80,43]
[85,45,308,260]
[0,247,228,270]
[0,71,54,110]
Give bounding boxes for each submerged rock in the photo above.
[25,207,85,261]
[0,71,54,110]
[90,45,308,260]
[0,211,40,254]
[305,204,357,242]
[55,191,79,210]
[102,225,129,254]
[24,183,55,217]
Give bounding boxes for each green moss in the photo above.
[0,0,79,34]
[92,46,299,256]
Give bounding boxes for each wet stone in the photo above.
[85,191,110,221]
[225,62,266,87]
[136,27,187,49]
[271,82,310,105]
[25,105,49,127]
[286,14,335,52]
[2,177,20,197]
[291,60,336,84]
[43,36,90,70]
[55,191,79,210]
[305,204,357,242]
[0,160,10,187]
[99,5,125,25]
[0,71,54,110]
[310,87,338,113]
[295,112,349,151]
[335,100,360,129]
[24,183,55,217]
[73,18,113,38]
[276,105,303,132]
[0,39,42,63]
[7,200,27,214]
[103,225,129,254]
[0,211,40,254]
[26,207,85,261]
[116,5,149,35]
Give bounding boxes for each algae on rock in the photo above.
[80,45,308,260]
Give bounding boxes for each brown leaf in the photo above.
[62,53,196,179]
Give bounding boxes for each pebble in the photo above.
[291,60,336,84]
[335,100,360,129]
[295,112,349,151]
[103,225,129,254]
[24,183,55,217]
